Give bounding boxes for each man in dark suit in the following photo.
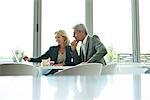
[71,23,107,65]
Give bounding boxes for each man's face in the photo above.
[73,30,85,42]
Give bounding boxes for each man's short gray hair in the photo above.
[73,23,88,35]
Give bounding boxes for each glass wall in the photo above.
[139,0,150,64]
[1,0,149,64]
[93,0,132,63]
[0,0,33,62]
[41,0,85,53]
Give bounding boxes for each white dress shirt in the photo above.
[81,35,88,57]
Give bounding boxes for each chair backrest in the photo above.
[115,63,148,74]
[101,63,149,75]
[101,63,117,75]
[0,63,38,76]
[54,63,103,76]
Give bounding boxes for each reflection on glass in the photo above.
[0,76,33,100]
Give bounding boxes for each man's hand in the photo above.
[71,40,78,51]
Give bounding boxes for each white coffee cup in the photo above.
[41,59,50,66]
[49,61,55,66]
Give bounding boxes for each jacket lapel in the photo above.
[80,47,84,62]
[85,36,90,61]
[54,46,59,62]
[65,46,70,62]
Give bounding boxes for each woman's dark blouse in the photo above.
[30,45,74,66]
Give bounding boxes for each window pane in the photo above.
[93,0,132,63]
[42,0,85,53]
[139,0,150,64]
[0,0,33,62]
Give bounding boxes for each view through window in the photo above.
[139,0,150,64]
[93,0,132,63]
[41,0,85,53]
[0,0,33,62]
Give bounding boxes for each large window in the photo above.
[139,0,150,64]
[42,0,85,53]
[93,0,132,63]
[0,0,33,62]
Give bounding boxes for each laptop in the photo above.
[11,50,20,63]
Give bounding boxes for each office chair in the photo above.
[54,63,103,76]
[101,63,117,75]
[0,63,38,76]
[101,63,148,75]
[115,63,148,74]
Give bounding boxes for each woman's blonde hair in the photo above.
[55,30,70,46]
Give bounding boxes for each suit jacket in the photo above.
[30,45,74,66]
[73,35,107,65]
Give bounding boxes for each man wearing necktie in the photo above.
[71,23,107,65]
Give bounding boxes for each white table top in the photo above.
[0,74,150,100]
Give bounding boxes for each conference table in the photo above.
[1,62,150,100]
[0,74,150,100]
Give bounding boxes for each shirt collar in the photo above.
[82,35,88,45]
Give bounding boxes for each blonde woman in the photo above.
[24,30,74,67]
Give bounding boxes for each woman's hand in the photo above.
[23,56,31,62]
